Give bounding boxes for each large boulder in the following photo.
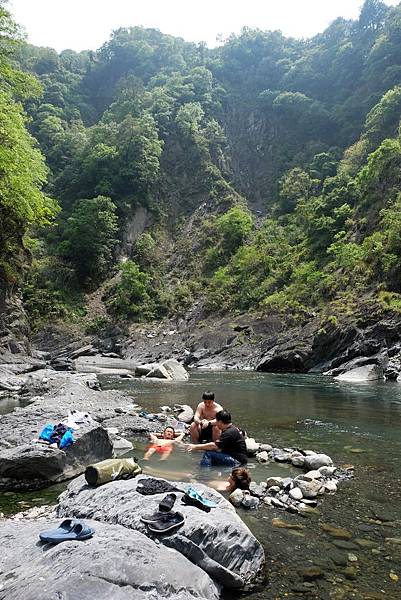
[0,426,113,491]
[145,363,171,379]
[0,520,220,600]
[175,404,194,423]
[335,364,384,382]
[57,475,265,589]
[161,358,189,381]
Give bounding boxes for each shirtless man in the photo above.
[189,391,223,443]
[143,426,185,461]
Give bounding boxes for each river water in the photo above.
[1,371,401,598]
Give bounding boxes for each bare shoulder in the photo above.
[215,403,224,411]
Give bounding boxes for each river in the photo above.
[1,371,401,598]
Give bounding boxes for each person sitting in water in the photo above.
[187,410,248,467]
[209,467,251,492]
[189,391,223,444]
[144,426,185,461]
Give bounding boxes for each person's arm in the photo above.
[186,441,217,452]
[174,432,185,443]
[209,404,224,426]
[193,403,203,425]
[148,433,158,442]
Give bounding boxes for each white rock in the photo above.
[289,488,303,501]
[229,488,244,507]
[291,456,305,467]
[245,438,260,455]
[256,451,269,463]
[260,444,272,452]
[319,466,337,477]
[304,470,322,480]
[324,480,338,494]
[294,479,324,499]
[304,453,333,470]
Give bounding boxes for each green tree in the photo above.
[58,196,118,285]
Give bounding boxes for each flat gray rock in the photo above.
[57,475,265,588]
[0,519,219,600]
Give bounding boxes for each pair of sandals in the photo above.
[141,493,185,533]
[39,519,95,543]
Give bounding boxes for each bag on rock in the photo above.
[85,458,142,487]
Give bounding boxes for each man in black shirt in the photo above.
[186,410,248,467]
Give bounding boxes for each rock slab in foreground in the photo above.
[57,475,265,589]
[0,519,219,600]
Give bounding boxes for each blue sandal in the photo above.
[39,519,95,543]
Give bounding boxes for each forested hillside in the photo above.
[3,0,401,336]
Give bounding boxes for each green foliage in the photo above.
[58,196,118,285]
[108,260,156,320]
[10,0,401,326]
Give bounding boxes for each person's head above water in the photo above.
[229,467,251,491]
[163,426,175,439]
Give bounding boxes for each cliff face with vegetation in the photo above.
[3,0,401,358]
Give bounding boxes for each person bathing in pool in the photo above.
[209,467,251,492]
[144,426,185,461]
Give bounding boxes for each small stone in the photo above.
[385,538,401,545]
[266,477,282,488]
[298,567,323,581]
[304,470,322,480]
[291,456,305,467]
[245,438,259,455]
[389,571,399,582]
[289,487,303,501]
[343,566,358,580]
[324,480,338,494]
[321,524,352,539]
[268,486,281,494]
[329,550,348,566]
[304,453,333,470]
[355,538,377,549]
[348,553,358,562]
[271,518,304,531]
[229,489,244,507]
[319,466,337,477]
[332,540,359,551]
[256,451,269,463]
[259,444,272,452]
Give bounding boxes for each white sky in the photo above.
[9,0,401,53]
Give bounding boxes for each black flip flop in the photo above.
[159,493,176,512]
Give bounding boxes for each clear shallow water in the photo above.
[102,371,401,598]
[2,371,401,598]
